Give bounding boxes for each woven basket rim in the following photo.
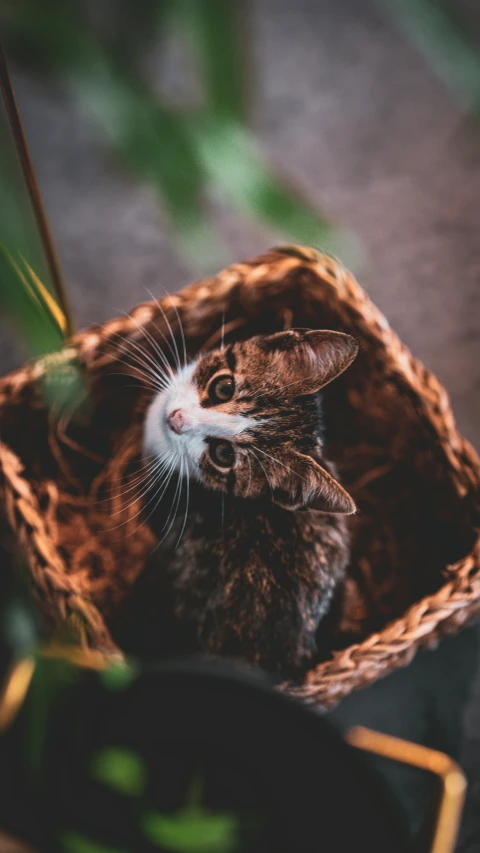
[1,245,480,707]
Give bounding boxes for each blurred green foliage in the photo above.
[141,769,240,853]
[0,113,65,357]
[100,660,137,692]
[61,833,128,853]
[142,809,240,852]
[91,747,147,797]
[1,0,478,358]
[381,0,480,111]
[0,244,65,353]
[1,0,359,298]
[0,134,50,286]
[0,647,268,853]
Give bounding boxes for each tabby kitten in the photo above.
[138,329,358,675]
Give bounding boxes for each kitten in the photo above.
[135,329,358,675]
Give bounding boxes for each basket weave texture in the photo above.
[1,245,480,708]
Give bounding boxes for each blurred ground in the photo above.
[2,0,480,445]
[1,0,480,847]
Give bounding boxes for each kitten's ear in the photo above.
[267,329,358,394]
[273,451,356,515]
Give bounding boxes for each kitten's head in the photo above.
[143,329,358,514]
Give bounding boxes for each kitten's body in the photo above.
[140,475,349,675]
[127,329,358,675]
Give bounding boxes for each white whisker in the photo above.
[139,459,178,528]
[107,380,158,393]
[251,448,275,503]
[145,288,183,373]
[245,451,253,493]
[109,456,170,516]
[99,466,163,506]
[104,453,158,484]
[109,320,174,393]
[107,370,165,393]
[133,320,177,381]
[105,339,167,383]
[109,330,171,381]
[138,479,177,539]
[220,309,226,351]
[154,457,184,548]
[108,458,170,517]
[175,458,190,548]
[254,446,306,481]
[106,334,171,391]
[109,458,177,534]
[101,456,168,503]
[115,318,175,383]
[251,372,319,400]
[152,285,188,370]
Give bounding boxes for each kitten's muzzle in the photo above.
[167,408,187,434]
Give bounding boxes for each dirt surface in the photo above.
[2,0,480,446]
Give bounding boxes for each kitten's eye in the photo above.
[209,439,235,469]
[209,374,234,404]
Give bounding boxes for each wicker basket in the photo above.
[1,245,479,709]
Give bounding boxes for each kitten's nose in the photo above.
[167,408,185,434]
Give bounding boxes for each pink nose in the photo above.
[167,408,185,434]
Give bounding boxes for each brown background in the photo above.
[2,0,480,446]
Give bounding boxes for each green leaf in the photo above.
[100,660,136,692]
[21,256,68,333]
[61,831,129,853]
[0,245,84,410]
[0,242,65,356]
[91,747,147,797]
[142,811,240,853]
[142,770,266,852]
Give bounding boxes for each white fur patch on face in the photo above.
[143,362,256,477]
